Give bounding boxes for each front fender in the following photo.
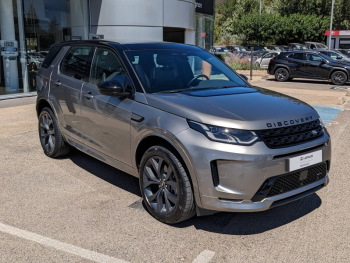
[130,102,202,206]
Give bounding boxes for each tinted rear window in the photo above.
[294,53,305,60]
[41,46,62,69]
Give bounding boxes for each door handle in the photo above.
[83,91,93,99]
[53,80,61,86]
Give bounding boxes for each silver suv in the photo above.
[36,40,331,224]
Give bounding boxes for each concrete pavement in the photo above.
[1,84,350,263]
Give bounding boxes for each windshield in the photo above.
[216,47,228,52]
[316,44,328,49]
[295,44,308,50]
[126,49,248,93]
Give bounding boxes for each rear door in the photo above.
[80,46,134,165]
[288,52,308,76]
[50,45,93,143]
[304,53,329,79]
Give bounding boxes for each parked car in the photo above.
[336,49,350,57]
[37,40,331,224]
[255,51,280,68]
[287,43,308,50]
[209,46,229,55]
[265,45,285,51]
[245,45,264,51]
[268,51,350,85]
[253,50,269,58]
[316,49,350,62]
[303,42,328,50]
[226,45,247,52]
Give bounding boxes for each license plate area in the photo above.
[288,150,322,172]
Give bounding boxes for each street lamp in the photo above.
[328,0,335,50]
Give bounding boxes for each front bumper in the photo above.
[175,128,331,212]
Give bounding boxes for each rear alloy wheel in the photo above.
[39,107,70,158]
[139,145,196,224]
[331,71,347,85]
[275,68,289,82]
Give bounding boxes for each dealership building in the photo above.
[325,30,350,49]
[0,0,214,98]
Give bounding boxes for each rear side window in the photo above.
[294,53,305,60]
[306,54,323,61]
[41,46,62,69]
[60,46,92,81]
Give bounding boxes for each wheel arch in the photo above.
[328,68,349,80]
[36,99,53,118]
[273,64,290,74]
[135,134,202,207]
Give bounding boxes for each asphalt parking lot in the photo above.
[1,80,350,263]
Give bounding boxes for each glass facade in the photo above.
[0,0,214,97]
[195,13,214,50]
[0,0,89,96]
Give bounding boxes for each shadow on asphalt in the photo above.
[65,148,142,197]
[174,193,322,235]
[63,149,322,235]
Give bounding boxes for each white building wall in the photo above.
[91,0,196,44]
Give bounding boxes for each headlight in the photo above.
[187,120,260,145]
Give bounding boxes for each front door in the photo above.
[50,45,92,142]
[80,47,134,165]
[304,53,330,78]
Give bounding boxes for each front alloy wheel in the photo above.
[331,71,347,85]
[143,156,178,214]
[139,146,196,224]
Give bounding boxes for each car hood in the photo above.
[145,87,319,130]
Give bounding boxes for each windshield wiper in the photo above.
[156,89,189,94]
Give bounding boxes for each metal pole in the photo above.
[250,47,254,81]
[258,0,261,46]
[328,0,335,50]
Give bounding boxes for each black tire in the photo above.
[275,67,289,82]
[139,145,196,224]
[38,107,71,158]
[331,71,347,85]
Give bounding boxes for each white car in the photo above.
[255,52,280,68]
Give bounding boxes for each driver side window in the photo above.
[90,48,126,86]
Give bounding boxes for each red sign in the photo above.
[325,30,340,36]
[201,32,206,37]
[325,30,350,36]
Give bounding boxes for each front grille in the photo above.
[256,119,324,149]
[266,162,327,197]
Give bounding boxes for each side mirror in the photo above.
[98,80,129,97]
[320,59,327,64]
[336,56,343,60]
[240,74,248,81]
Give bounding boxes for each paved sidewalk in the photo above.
[1,92,349,262]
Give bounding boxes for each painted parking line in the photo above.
[192,250,216,263]
[312,105,343,126]
[0,223,128,263]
